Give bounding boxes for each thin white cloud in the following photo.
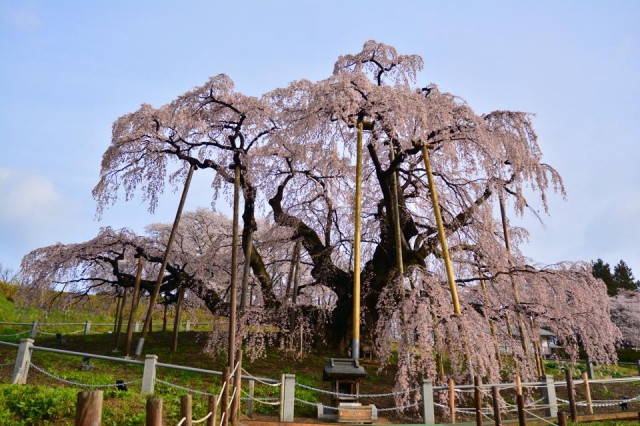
[0,168,85,270]
[3,5,41,32]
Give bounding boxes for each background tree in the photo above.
[613,260,639,292]
[609,289,640,347]
[592,258,616,295]
[591,258,639,295]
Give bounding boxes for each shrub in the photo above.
[0,385,76,425]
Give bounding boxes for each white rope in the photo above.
[230,360,241,378]
[557,394,640,408]
[0,362,15,367]
[522,407,557,425]
[30,363,141,388]
[192,412,212,424]
[0,330,29,337]
[176,417,186,426]
[240,368,280,387]
[38,329,84,335]
[296,382,419,398]
[156,378,213,396]
[227,387,237,410]
[215,381,227,406]
[240,388,280,406]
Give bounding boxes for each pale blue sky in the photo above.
[1,1,638,277]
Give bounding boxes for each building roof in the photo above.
[323,358,368,380]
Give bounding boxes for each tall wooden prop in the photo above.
[171,286,185,353]
[498,190,533,362]
[124,256,143,357]
[389,143,403,275]
[136,163,195,357]
[114,289,127,351]
[113,292,122,333]
[421,144,461,315]
[351,119,364,359]
[228,161,241,372]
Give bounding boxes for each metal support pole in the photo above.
[421,144,460,315]
[351,120,364,359]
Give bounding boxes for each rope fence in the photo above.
[30,363,141,389]
[2,337,640,424]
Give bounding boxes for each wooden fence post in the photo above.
[474,376,482,426]
[449,378,456,423]
[84,321,91,335]
[146,396,162,426]
[582,371,593,414]
[491,386,501,426]
[75,390,103,426]
[207,394,216,426]
[29,321,38,339]
[565,368,577,422]
[180,394,192,426]
[557,411,566,426]
[516,394,526,426]
[231,349,242,425]
[222,367,230,426]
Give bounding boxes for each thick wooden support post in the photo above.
[491,386,501,426]
[222,368,230,426]
[557,411,566,426]
[207,394,216,426]
[582,371,593,414]
[565,368,577,422]
[146,396,162,426]
[180,394,192,426]
[449,378,456,423]
[474,376,482,426]
[515,375,522,396]
[84,321,91,335]
[29,321,38,339]
[516,394,526,426]
[75,390,103,426]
